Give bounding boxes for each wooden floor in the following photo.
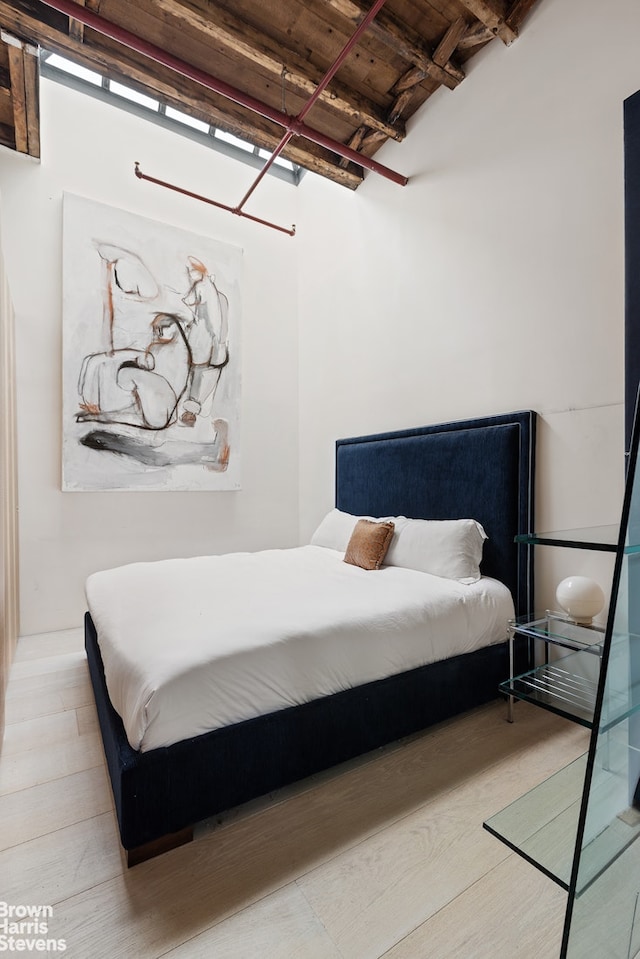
[0,628,590,959]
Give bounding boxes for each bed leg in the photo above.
[126,826,194,867]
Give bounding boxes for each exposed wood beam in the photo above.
[386,16,469,126]
[388,87,414,125]
[359,128,386,154]
[322,0,465,90]
[69,0,100,42]
[506,0,539,32]
[152,0,404,142]
[22,41,40,158]
[433,17,468,66]
[5,38,27,152]
[457,22,494,50]
[0,86,13,127]
[2,31,38,157]
[69,0,85,43]
[0,2,364,188]
[0,121,14,149]
[457,0,518,45]
[339,123,366,168]
[391,65,426,95]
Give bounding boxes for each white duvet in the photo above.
[85,545,514,752]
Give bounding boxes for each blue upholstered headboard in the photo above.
[335,411,536,617]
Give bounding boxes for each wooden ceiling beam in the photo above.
[0,86,13,127]
[433,17,468,66]
[0,121,14,148]
[4,37,27,153]
[2,30,40,157]
[321,0,465,90]
[23,39,40,157]
[151,0,404,142]
[0,1,363,188]
[457,22,493,50]
[385,17,468,126]
[69,0,86,42]
[359,128,386,154]
[69,0,101,41]
[388,86,414,125]
[506,0,539,32]
[456,0,518,45]
[391,65,426,95]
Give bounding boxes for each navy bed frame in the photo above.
[84,409,536,864]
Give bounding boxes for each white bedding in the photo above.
[85,545,514,752]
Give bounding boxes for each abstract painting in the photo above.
[62,193,242,491]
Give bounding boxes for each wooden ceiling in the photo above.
[0,0,542,189]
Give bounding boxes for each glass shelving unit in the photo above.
[483,413,640,958]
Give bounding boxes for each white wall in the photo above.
[297,0,637,615]
[0,81,300,634]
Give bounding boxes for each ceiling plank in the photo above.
[456,0,518,45]
[0,0,364,188]
[321,0,465,90]
[151,0,404,142]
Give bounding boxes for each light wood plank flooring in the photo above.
[0,628,590,958]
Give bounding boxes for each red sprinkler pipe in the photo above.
[37,0,409,186]
[236,0,390,213]
[134,162,296,236]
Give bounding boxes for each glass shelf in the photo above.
[515,524,640,556]
[501,651,599,727]
[484,743,640,898]
[483,754,585,890]
[514,526,618,551]
[511,612,605,654]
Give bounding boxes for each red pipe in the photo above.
[134,162,296,236]
[38,0,409,186]
[298,0,388,125]
[236,130,292,212]
[236,0,389,213]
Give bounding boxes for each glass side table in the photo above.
[504,610,605,724]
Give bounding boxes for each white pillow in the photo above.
[311,509,407,552]
[310,509,359,551]
[384,518,487,584]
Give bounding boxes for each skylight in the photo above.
[110,80,160,112]
[45,52,101,86]
[164,106,210,134]
[40,52,303,186]
[215,129,256,153]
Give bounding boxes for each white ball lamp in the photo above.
[555,576,605,625]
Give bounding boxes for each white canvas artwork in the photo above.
[62,193,242,491]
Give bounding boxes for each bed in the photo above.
[84,409,536,865]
